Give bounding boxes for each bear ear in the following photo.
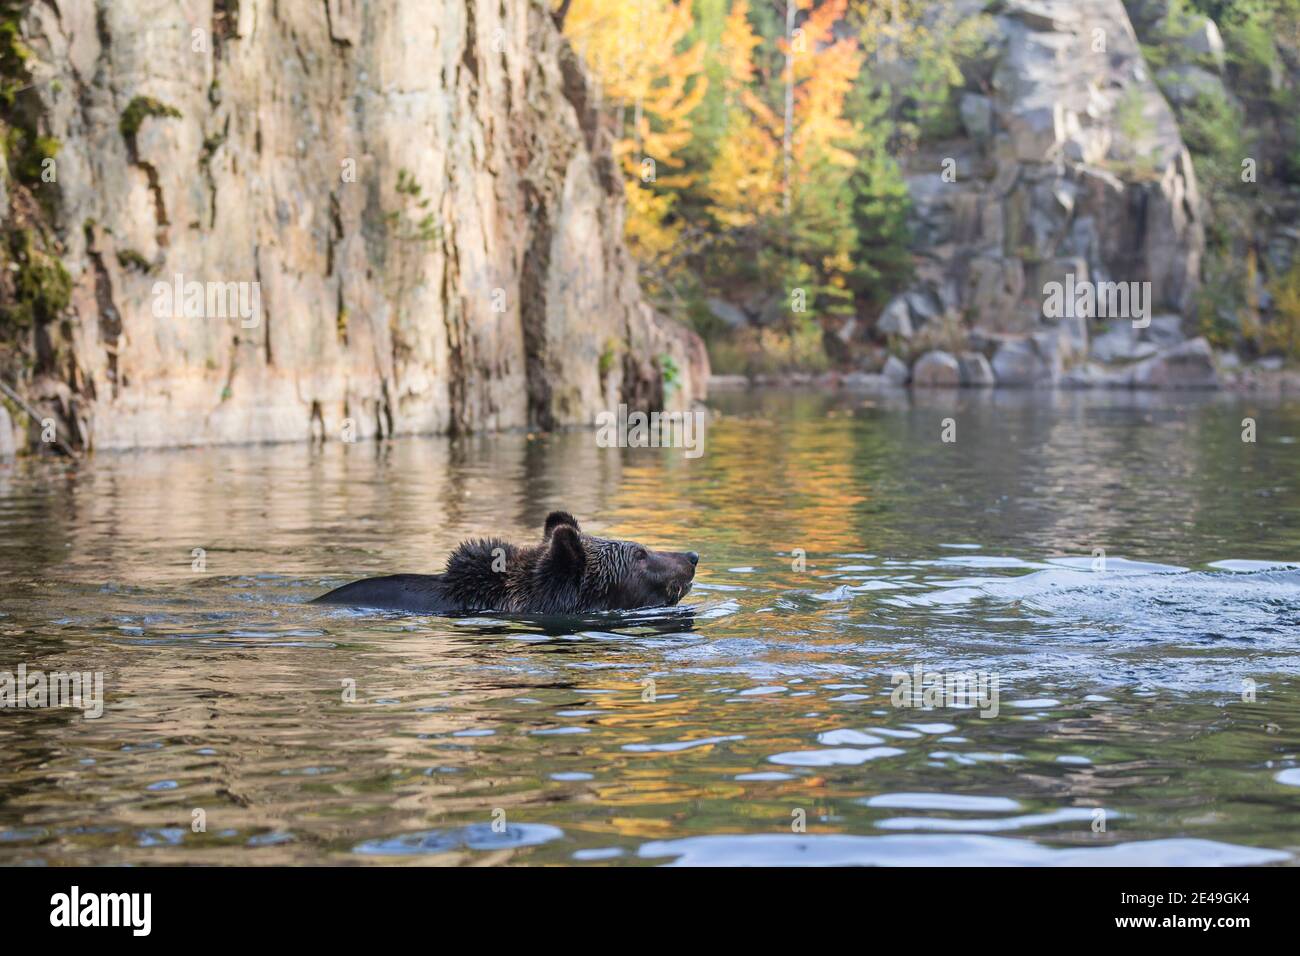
[544,524,585,577]
[543,511,580,538]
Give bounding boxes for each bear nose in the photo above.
[686,551,699,566]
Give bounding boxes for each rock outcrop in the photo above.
[885,0,1205,386]
[0,0,705,452]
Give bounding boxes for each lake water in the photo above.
[1,387,1298,865]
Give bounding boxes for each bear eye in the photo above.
[633,548,648,562]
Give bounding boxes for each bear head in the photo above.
[539,511,698,612]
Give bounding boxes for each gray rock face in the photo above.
[912,350,962,388]
[878,296,915,338]
[13,0,705,450]
[960,93,994,141]
[1144,314,1186,348]
[894,0,1203,365]
[1130,337,1218,388]
[1007,0,1082,33]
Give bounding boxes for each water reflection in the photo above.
[0,388,1298,864]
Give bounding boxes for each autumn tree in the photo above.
[703,0,863,319]
[563,0,707,273]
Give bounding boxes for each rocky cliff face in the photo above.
[880,0,1208,385]
[0,0,706,453]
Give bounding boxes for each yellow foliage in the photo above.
[565,0,707,271]
[706,0,862,227]
[707,108,782,229]
[623,179,683,261]
[565,0,707,179]
[717,0,761,97]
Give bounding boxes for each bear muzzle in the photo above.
[665,551,698,604]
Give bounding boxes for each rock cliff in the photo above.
[879,0,1210,385]
[0,0,706,453]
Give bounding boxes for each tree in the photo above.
[703,1,863,317]
[564,0,708,266]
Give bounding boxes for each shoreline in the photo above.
[709,366,1300,395]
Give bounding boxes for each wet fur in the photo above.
[313,512,697,615]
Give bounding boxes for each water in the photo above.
[1,388,1298,866]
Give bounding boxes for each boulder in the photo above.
[882,354,911,387]
[840,372,887,390]
[705,297,749,329]
[1130,337,1218,388]
[992,335,1061,386]
[958,352,996,387]
[1061,362,1134,388]
[912,350,962,388]
[1090,323,1158,363]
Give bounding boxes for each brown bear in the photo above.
[312,511,698,615]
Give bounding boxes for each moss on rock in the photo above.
[1,228,71,333]
[120,96,182,141]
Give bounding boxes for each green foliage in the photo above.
[0,228,71,334]
[0,0,31,109]
[681,0,730,171]
[598,341,618,379]
[846,81,913,312]
[899,12,993,142]
[1287,110,1300,183]
[1195,255,1244,350]
[659,353,682,393]
[1262,258,1300,360]
[2,125,59,185]
[1182,86,1249,190]
[1116,86,1153,146]
[707,314,829,376]
[116,249,152,273]
[1207,0,1285,87]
